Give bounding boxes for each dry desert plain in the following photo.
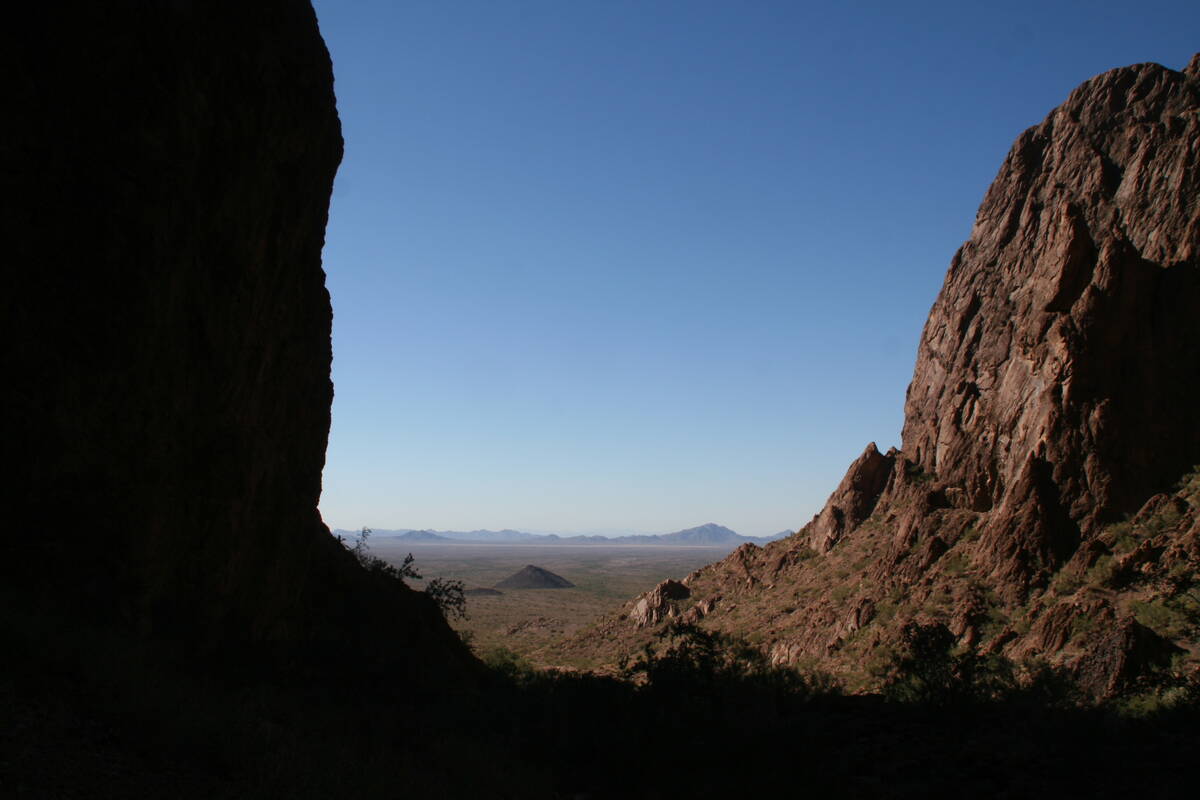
[366,539,731,664]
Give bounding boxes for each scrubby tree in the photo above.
[343,526,466,620]
[883,621,1015,706]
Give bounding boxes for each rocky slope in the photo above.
[548,54,1200,695]
[2,2,469,681]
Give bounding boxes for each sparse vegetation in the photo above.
[882,622,1017,706]
[942,550,969,575]
[380,542,729,664]
[1070,612,1098,639]
[905,463,938,484]
[1085,554,1118,587]
[425,576,468,620]
[830,584,854,604]
[1109,521,1139,554]
[1052,570,1084,596]
[795,545,819,561]
[978,605,1009,641]
[1131,596,1200,639]
[620,622,836,705]
[344,527,467,621]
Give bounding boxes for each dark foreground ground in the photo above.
[6,607,1198,800]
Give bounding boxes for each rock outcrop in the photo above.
[548,54,1200,695]
[2,2,469,679]
[629,580,691,627]
[808,443,897,552]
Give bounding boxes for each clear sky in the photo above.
[310,0,1198,537]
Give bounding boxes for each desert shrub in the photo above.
[1166,563,1196,590]
[865,643,900,680]
[795,546,819,561]
[1177,467,1200,497]
[1146,508,1183,535]
[1131,596,1200,639]
[882,622,1016,707]
[343,527,466,620]
[905,463,937,484]
[1070,613,1098,639]
[1014,658,1085,709]
[1108,521,1138,554]
[1052,571,1084,596]
[1085,554,1118,587]
[942,550,969,575]
[481,646,536,681]
[426,577,467,620]
[620,623,834,704]
[1110,665,1200,718]
[978,605,1009,641]
[345,527,420,579]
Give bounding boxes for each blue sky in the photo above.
[311,0,1198,536]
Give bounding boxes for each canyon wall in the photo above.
[2,2,467,676]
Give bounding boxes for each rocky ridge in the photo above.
[548,54,1200,694]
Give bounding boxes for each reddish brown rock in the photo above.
[903,56,1200,590]
[807,443,897,552]
[630,580,692,627]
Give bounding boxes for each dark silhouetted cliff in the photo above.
[1,1,469,681]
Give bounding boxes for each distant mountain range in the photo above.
[332,523,793,548]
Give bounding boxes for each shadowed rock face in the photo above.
[551,55,1200,695]
[2,2,468,676]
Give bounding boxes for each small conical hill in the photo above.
[495,565,575,590]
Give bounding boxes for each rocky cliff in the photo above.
[549,54,1200,694]
[2,2,468,678]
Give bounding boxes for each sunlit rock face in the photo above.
[2,2,468,675]
[901,54,1200,593]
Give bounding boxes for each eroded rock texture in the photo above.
[2,2,467,677]
[904,54,1200,593]
[548,55,1200,694]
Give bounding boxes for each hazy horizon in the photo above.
[312,0,1199,536]
[330,521,793,539]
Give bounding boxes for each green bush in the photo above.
[941,551,969,575]
[619,622,835,702]
[882,622,1016,706]
[1085,555,1118,587]
[481,646,536,681]
[1131,596,1200,639]
[1052,571,1084,596]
